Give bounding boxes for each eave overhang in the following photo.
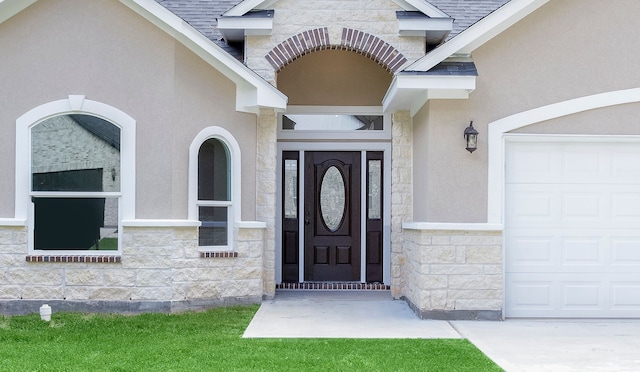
[217,10,274,43]
[396,11,452,45]
[383,73,476,116]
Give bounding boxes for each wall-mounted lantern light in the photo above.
[464,119,478,153]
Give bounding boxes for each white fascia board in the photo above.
[0,0,36,24]
[383,74,475,115]
[392,0,449,17]
[224,0,277,16]
[217,16,273,42]
[120,0,286,113]
[405,0,550,72]
[398,17,453,36]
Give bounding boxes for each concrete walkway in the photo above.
[243,291,640,372]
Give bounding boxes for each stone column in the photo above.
[257,108,278,297]
[390,110,413,298]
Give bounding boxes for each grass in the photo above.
[0,306,502,371]
[90,237,118,251]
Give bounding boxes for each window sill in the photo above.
[200,251,238,258]
[26,255,121,263]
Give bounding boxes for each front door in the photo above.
[304,151,361,281]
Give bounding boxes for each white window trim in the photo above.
[487,87,640,225]
[278,106,391,141]
[16,95,136,254]
[188,126,242,251]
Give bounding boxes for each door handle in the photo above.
[305,220,310,225]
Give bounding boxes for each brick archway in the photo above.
[266,28,407,73]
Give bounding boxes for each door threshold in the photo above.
[276,282,390,290]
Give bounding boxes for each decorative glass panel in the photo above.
[284,159,298,219]
[368,160,381,219]
[283,114,383,131]
[199,206,228,246]
[31,114,121,192]
[320,166,345,231]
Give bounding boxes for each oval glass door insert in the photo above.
[320,166,346,232]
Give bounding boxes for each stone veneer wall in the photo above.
[390,111,413,298]
[402,227,503,320]
[0,225,265,314]
[256,109,277,298]
[245,0,426,83]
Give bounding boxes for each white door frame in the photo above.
[276,142,392,284]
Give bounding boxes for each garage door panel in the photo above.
[561,281,604,310]
[505,140,640,318]
[612,192,640,221]
[610,281,640,309]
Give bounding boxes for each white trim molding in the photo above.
[487,88,640,224]
[16,96,136,222]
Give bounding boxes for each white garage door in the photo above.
[505,139,640,318]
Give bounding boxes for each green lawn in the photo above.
[0,306,502,371]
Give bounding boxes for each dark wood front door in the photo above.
[304,151,361,281]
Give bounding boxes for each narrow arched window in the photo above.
[197,138,231,247]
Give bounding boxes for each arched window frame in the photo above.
[188,127,241,251]
[16,96,136,254]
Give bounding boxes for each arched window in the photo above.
[16,96,135,255]
[197,138,230,247]
[189,127,241,251]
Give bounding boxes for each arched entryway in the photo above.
[274,45,394,287]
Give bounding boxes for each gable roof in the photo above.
[0,0,286,113]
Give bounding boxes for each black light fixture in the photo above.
[464,119,478,153]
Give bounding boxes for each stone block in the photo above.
[90,287,131,300]
[136,269,172,287]
[466,246,502,264]
[104,269,135,286]
[131,287,172,301]
[232,266,262,280]
[9,268,63,285]
[0,286,21,299]
[484,264,503,275]
[173,227,197,241]
[186,282,221,299]
[450,234,502,246]
[429,264,484,275]
[22,286,63,300]
[448,275,502,290]
[429,290,449,310]
[121,255,171,269]
[419,275,447,290]
[199,267,232,281]
[66,270,103,286]
[173,268,199,282]
[419,246,456,264]
[133,232,173,248]
[64,287,92,300]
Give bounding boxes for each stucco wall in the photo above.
[412,0,640,223]
[0,0,258,221]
